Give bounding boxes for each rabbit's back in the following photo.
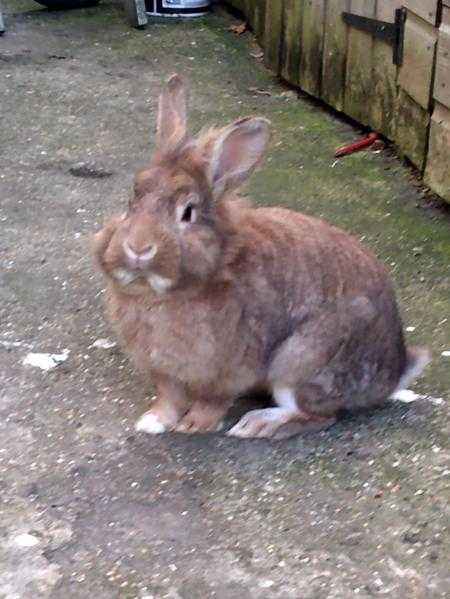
[230,206,400,331]
[233,206,407,405]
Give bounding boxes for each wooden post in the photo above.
[299,0,326,97]
[396,89,430,170]
[344,0,376,125]
[322,0,350,112]
[264,0,284,74]
[123,0,148,28]
[281,0,303,86]
[398,12,438,110]
[396,9,438,170]
[424,5,450,201]
[425,104,450,201]
[431,10,450,108]
[253,0,267,44]
[370,1,403,139]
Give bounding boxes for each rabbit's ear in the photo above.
[156,74,190,151]
[208,117,271,199]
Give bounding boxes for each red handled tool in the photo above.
[335,132,379,157]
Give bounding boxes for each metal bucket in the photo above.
[146,0,211,17]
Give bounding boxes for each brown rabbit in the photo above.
[93,74,430,440]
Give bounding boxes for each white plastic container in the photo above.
[146,0,211,17]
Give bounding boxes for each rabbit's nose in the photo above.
[123,241,157,270]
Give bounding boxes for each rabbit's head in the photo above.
[94,74,271,295]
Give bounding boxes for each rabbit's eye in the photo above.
[178,203,197,224]
[182,205,193,222]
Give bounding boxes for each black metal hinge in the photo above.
[342,8,407,66]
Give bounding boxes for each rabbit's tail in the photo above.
[390,346,431,398]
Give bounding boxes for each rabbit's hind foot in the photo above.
[227,407,335,439]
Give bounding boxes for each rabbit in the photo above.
[92,74,431,440]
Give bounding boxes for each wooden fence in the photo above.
[226,0,450,204]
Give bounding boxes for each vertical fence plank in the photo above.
[395,9,436,169]
[424,6,450,202]
[299,0,326,97]
[434,6,450,109]
[247,0,257,28]
[403,0,441,25]
[424,104,450,201]
[281,0,303,86]
[253,0,267,44]
[241,0,251,24]
[344,0,376,125]
[264,0,284,74]
[396,89,430,170]
[398,12,438,110]
[227,0,245,14]
[370,0,403,139]
[322,0,350,112]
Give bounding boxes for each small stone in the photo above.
[21,482,39,497]
[259,580,275,589]
[402,529,422,544]
[341,532,363,546]
[279,90,297,99]
[48,522,73,551]
[69,162,113,179]
[91,338,116,350]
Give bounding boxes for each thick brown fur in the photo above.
[92,75,430,439]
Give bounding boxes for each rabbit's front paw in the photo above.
[135,411,167,434]
[175,401,226,434]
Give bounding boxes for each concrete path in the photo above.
[1,2,449,597]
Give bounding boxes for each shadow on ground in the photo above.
[1,1,449,597]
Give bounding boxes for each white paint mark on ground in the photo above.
[23,350,69,371]
[428,396,445,406]
[90,338,116,350]
[405,326,416,332]
[391,389,445,406]
[0,339,34,350]
[441,350,450,357]
[13,533,40,548]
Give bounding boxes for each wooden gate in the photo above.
[226,0,450,204]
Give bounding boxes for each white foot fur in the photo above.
[272,385,298,411]
[135,412,166,434]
